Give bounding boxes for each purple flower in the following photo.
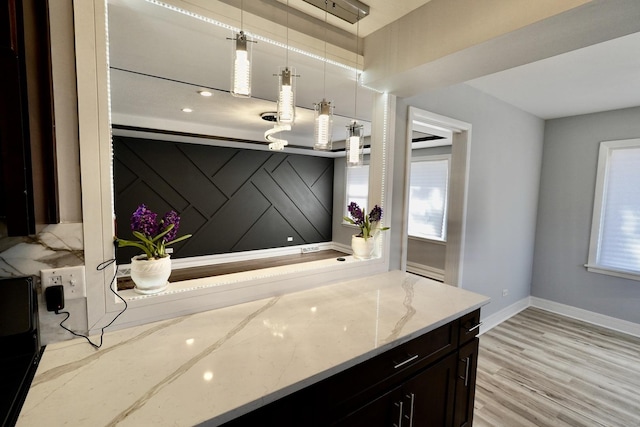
[161,210,180,242]
[131,204,159,237]
[120,204,191,259]
[347,202,364,225]
[369,205,383,223]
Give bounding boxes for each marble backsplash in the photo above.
[0,223,86,344]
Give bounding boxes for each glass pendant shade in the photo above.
[277,67,296,124]
[346,121,364,167]
[231,31,251,98]
[314,99,333,151]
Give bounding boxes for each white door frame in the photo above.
[402,107,472,287]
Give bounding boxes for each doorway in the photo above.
[402,107,471,287]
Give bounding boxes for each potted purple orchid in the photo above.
[344,202,389,260]
[116,204,191,294]
[117,204,191,259]
[344,202,389,240]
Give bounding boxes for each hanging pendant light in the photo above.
[230,1,253,98]
[314,99,333,150]
[265,124,291,151]
[277,66,296,124]
[346,15,363,166]
[314,6,333,151]
[346,121,364,166]
[231,31,251,97]
[276,0,296,125]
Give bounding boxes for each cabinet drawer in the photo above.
[458,309,481,345]
[319,320,459,415]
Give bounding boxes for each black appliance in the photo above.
[0,276,43,427]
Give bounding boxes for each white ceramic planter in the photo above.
[130,254,171,294]
[351,235,375,260]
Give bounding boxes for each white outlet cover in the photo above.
[41,266,87,300]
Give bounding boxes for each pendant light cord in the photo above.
[323,5,328,98]
[354,18,359,120]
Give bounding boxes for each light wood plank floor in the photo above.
[474,307,640,427]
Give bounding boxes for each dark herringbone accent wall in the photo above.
[113,136,333,265]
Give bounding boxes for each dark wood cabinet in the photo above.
[454,338,479,427]
[336,352,458,426]
[222,309,482,427]
[0,0,57,236]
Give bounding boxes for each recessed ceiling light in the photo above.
[198,90,213,97]
[182,107,193,113]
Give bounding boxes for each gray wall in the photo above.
[393,83,545,319]
[531,106,640,324]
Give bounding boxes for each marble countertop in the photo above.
[18,270,489,426]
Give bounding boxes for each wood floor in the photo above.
[474,307,640,427]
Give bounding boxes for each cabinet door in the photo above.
[402,352,458,427]
[453,338,479,427]
[332,386,404,427]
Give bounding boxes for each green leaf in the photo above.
[116,239,153,259]
[151,224,175,243]
[164,234,192,246]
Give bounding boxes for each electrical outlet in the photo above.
[41,266,86,300]
[287,236,294,242]
[502,288,509,297]
[301,246,320,254]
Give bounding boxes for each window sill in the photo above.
[117,249,346,291]
[585,264,640,282]
[408,235,447,245]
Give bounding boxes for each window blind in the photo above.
[408,158,449,241]
[598,146,640,272]
[345,165,369,219]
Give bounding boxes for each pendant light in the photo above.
[346,121,364,166]
[265,124,291,150]
[314,6,333,151]
[277,67,296,124]
[230,0,253,98]
[346,17,363,166]
[277,1,296,125]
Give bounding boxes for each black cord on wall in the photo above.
[54,257,128,349]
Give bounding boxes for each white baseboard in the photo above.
[479,297,530,335]
[332,241,352,254]
[406,262,444,282]
[530,297,640,338]
[479,296,640,338]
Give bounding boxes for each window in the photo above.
[344,164,369,221]
[587,139,640,280]
[408,156,450,241]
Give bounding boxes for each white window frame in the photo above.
[343,162,370,225]
[586,138,640,281]
[407,154,450,243]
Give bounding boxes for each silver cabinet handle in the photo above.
[467,322,483,333]
[405,393,415,427]
[393,354,419,369]
[393,401,404,427]
[459,356,470,387]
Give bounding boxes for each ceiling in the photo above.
[467,30,640,120]
[276,0,431,37]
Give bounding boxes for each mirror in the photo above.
[108,0,373,148]
[107,0,376,268]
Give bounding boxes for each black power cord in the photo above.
[54,258,128,349]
